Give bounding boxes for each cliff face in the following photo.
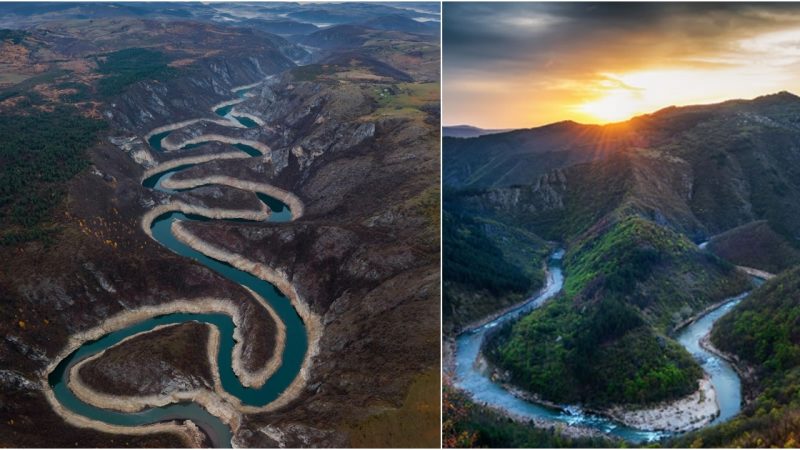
[107,52,294,134]
[460,169,568,215]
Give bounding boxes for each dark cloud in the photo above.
[446,3,800,75]
[443,2,800,128]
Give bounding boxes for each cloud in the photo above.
[444,3,800,128]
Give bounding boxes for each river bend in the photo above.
[46,81,304,447]
[454,250,754,443]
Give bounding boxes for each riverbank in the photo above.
[457,263,553,335]
[162,134,271,154]
[141,152,251,181]
[736,265,776,280]
[162,174,304,219]
[469,354,615,440]
[47,95,315,445]
[452,247,754,440]
[487,352,718,434]
[671,292,749,334]
[171,221,324,415]
[140,200,269,238]
[601,377,718,433]
[42,387,206,448]
[700,334,759,404]
[40,298,255,447]
[145,118,246,143]
[67,324,243,430]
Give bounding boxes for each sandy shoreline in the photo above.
[141,152,250,181]
[140,200,269,238]
[45,210,319,443]
[736,265,776,280]
[171,221,324,415]
[162,174,305,219]
[600,377,718,432]
[145,118,246,141]
[162,134,271,155]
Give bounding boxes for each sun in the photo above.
[577,88,642,123]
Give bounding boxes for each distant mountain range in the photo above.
[0,2,440,33]
[443,124,511,138]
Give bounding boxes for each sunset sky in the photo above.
[443,3,800,129]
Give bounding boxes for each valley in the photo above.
[443,92,800,447]
[0,3,440,448]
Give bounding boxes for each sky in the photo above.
[443,3,800,129]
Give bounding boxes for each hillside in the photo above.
[442,125,510,138]
[443,121,618,189]
[361,14,439,34]
[485,216,748,407]
[444,94,800,340]
[672,266,800,447]
[443,208,550,333]
[445,92,800,243]
[706,220,800,274]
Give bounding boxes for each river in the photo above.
[48,82,300,447]
[454,250,755,443]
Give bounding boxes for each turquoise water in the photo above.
[149,84,260,152]
[214,105,235,117]
[49,314,237,447]
[231,116,259,128]
[50,142,298,447]
[232,143,261,157]
[148,131,171,152]
[256,193,292,223]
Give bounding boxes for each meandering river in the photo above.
[454,250,755,443]
[48,82,301,447]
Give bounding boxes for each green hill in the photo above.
[486,216,748,407]
[672,266,800,447]
[443,209,550,333]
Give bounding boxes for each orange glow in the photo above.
[444,16,800,129]
[577,88,642,123]
[569,66,794,124]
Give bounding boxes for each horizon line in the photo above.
[444,89,799,132]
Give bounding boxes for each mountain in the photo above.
[242,18,319,37]
[285,3,437,26]
[442,124,510,138]
[446,92,800,242]
[299,24,372,49]
[360,14,438,34]
[445,92,800,418]
[443,120,624,189]
[443,209,550,333]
